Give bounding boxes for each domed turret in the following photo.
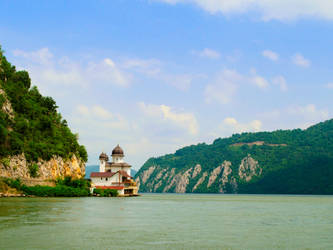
[112,144,124,156]
[99,152,109,161]
[112,144,124,163]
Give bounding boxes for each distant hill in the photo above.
[85,165,99,179]
[135,119,333,194]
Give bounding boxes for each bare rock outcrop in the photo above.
[207,165,223,188]
[155,169,166,181]
[135,176,141,190]
[140,166,156,184]
[153,180,163,191]
[174,168,192,193]
[192,164,201,178]
[219,161,234,193]
[192,172,208,192]
[0,154,85,182]
[0,87,14,120]
[162,169,181,192]
[238,155,262,182]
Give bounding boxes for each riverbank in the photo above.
[0,192,29,197]
[0,177,92,197]
[0,177,123,197]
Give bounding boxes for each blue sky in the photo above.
[1,0,332,169]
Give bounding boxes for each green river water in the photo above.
[1,194,333,249]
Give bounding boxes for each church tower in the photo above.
[99,152,109,172]
[112,144,124,163]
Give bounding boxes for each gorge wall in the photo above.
[135,155,261,193]
[135,119,333,194]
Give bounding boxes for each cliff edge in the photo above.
[0,45,87,184]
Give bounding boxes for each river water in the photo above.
[1,194,333,249]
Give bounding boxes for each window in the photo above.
[101,177,102,180]
[106,178,108,181]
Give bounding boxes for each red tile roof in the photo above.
[119,170,131,178]
[90,170,132,178]
[95,186,124,190]
[90,172,116,177]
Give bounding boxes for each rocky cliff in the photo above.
[135,119,333,194]
[0,154,85,185]
[0,45,87,185]
[135,155,261,194]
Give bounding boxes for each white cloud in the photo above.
[87,58,130,87]
[226,50,242,63]
[13,48,53,65]
[139,102,199,135]
[272,76,288,91]
[251,75,269,89]
[205,69,241,105]
[287,104,329,129]
[122,58,162,76]
[163,74,194,91]
[12,48,131,92]
[257,104,330,131]
[92,105,113,120]
[75,105,125,125]
[72,104,130,138]
[262,50,279,61]
[220,117,263,134]
[288,104,329,120]
[154,0,333,21]
[122,57,194,91]
[291,53,311,68]
[76,105,90,116]
[205,68,276,105]
[192,48,221,59]
[325,83,333,89]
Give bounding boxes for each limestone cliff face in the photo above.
[0,154,85,183]
[192,172,208,192]
[238,155,262,182]
[135,155,262,194]
[219,161,238,193]
[192,164,201,178]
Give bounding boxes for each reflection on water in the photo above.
[1,194,333,249]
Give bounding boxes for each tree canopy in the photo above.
[0,45,87,162]
[136,119,333,194]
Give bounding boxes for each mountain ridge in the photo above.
[135,119,333,194]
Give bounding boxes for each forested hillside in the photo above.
[0,46,87,181]
[135,119,333,194]
[0,46,87,163]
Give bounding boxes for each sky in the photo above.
[0,0,332,169]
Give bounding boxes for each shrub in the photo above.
[21,184,90,197]
[3,176,91,197]
[28,163,39,177]
[56,176,90,189]
[4,178,22,190]
[0,157,10,168]
[94,188,118,197]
